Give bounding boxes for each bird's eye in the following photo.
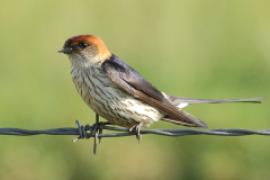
[78,42,89,49]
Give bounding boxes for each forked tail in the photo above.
[168,96,262,109]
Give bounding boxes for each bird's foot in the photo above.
[129,123,144,143]
[91,121,110,142]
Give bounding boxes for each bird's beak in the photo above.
[58,47,73,54]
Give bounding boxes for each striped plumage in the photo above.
[71,61,162,127]
[59,34,261,129]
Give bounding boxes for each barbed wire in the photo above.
[1,120,269,154]
[1,120,270,137]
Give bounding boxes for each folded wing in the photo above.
[101,55,207,127]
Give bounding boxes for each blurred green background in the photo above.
[0,0,269,179]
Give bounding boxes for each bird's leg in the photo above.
[129,122,144,143]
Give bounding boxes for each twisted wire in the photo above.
[0,121,270,138]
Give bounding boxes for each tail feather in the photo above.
[168,96,262,109]
[162,95,261,128]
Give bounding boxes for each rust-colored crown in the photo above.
[65,34,111,59]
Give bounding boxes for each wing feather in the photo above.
[101,55,207,127]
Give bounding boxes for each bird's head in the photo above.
[59,34,111,67]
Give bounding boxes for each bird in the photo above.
[58,34,261,136]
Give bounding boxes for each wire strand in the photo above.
[0,121,270,138]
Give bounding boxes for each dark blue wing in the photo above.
[102,54,164,101]
[101,54,207,127]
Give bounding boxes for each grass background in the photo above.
[0,0,269,179]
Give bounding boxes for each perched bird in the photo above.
[59,34,261,134]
